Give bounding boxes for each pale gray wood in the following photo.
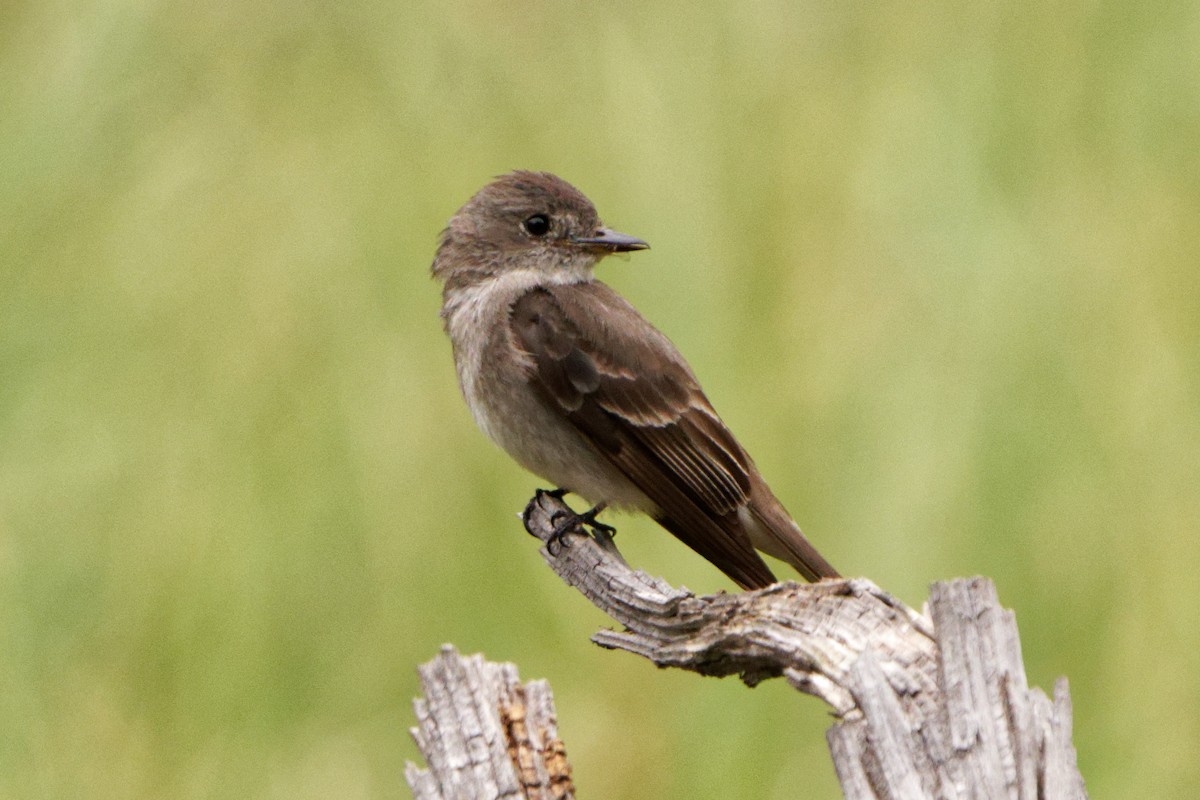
[511,490,1088,799]
[406,645,575,800]
[405,494,1088,799]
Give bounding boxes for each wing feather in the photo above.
[510,283,776,588]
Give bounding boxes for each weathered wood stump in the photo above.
[405,492,1086,799]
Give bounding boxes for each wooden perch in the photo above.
[407,645,574,800]
[406,491,1087,799]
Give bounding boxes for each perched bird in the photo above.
[432,171,838,589]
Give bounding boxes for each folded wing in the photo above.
[510,283,777,589]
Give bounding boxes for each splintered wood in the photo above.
[406,646,574,800]
[404,493,1087,798]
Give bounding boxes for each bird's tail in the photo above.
[743,483,839,582]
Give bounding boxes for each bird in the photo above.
[431,170,838,589]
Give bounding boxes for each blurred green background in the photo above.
[2,0,1198,797]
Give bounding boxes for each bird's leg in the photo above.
[577,502,621,557]
[547,501,615,554]
[577,503,615,538]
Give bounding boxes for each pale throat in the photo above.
[442,265,593,441]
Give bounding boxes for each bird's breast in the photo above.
[441,274,655,512]
[442,271,540,443]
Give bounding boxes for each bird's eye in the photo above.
[523,214,551,237]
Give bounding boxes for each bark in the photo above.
[405,491,1087,799]
[407,645,574,800]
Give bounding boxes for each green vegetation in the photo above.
[2,1,1198,797]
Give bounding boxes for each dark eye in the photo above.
[523,214,550,237]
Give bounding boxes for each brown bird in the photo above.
[432,171,838,589]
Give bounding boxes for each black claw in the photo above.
[528,488,617,555]
[547,510,578,554]
[578,507,616,537]
[525,489,574,539]
[546,530,569,556]
[545,503,616,556]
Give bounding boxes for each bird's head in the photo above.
[433,171,648,290]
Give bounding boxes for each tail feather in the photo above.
[654,513,778,590]
[744,482,839,582]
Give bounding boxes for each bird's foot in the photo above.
[524,488,571,540]
[547,501,614,555]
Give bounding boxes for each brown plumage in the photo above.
[434,171,839,589]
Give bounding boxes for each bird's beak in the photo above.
[572,227,650,253]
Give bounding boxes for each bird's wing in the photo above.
[510,282,776,589]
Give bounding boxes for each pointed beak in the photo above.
[572,227,650,253]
